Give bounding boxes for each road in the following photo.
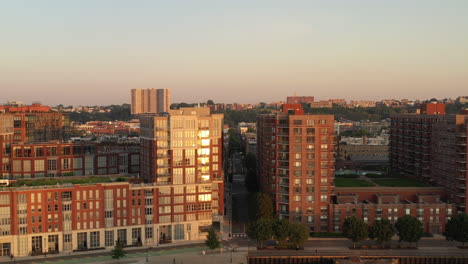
[229,236,461,249]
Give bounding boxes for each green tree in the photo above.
[289,223,309,249]
[368,224,376,244]
[342,216,368,248]
[228,129,243,154]
[111,239,127,259]
[205,226,221,250]
[372,219,395,247]
[273,219,291,247]
[247,218,273,249]
[394,215,423,247]
[255,193,274,220]
[207,100,215,105]
[444,213,468,246]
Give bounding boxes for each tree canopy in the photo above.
[273,218,291,247]
[444,213,468,246]
[255,193,274,220]
[111,239,127,259]
[247,217,274,248]
[205,226,221,250]
[371,219,395,247]
[342,216,368,248]
[289,223,309,249]
[69,104,132,123]
[394,215,423,246]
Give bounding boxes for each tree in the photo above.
[111,239,126,259]
[205,226,221,250]
[394,215,423,247]
[273,219,291,247]
[207,100,215,105]
[444,213,468,246]
[342,217,368,248]
[289,223,309,249]
[247,218,273,249]
[371,219,395,247]
[255,193,274,220]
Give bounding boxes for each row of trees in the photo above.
[246,192,309,249]
[247,218,309,249]
[69,104,132,123]
[344,213,468,248]
[343,215,423,248]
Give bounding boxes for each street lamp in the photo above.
[146,247,149,262]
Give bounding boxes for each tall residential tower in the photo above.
[139,106,224,235]
[257,104,335,232]
[131,88,170,115]
[390,103,468,210]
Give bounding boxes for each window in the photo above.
[320,195,328,202]
[47,159,57,170]
[90,231,100,248]
[198,194,212,201]
[105,231,114,247]
[174,224,185,240]
[117,229,127,245]
[145,227,153,242]
[132,228,142,245]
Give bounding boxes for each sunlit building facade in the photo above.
[131,88,170,115]
[257,104,335,232]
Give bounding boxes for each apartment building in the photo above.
[390,103,468,210]
[0,141,140,179]
[0,104,69,143]
[332,187,455,234]
[0,180,222,257]
[138,107,224,237]
[131,88,170,115]
[257,104,335,232]
[286,96,314,104]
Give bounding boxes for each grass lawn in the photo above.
[364,173,388,178]
[9,176,118,187]
[335,178,375,187]
[372,178,429,187]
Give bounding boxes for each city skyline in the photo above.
[1,1,467,105]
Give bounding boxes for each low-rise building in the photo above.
[331,187,454,234]
[0,180,222,256]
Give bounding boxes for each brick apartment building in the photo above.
[286,96,315,104]
[0,141,140,179]
[257,104,458,233]
[257,104,335,232]
[0,180,222,257]
[0,103,69,143]
[390,103,468,210]
[332,187,455,234]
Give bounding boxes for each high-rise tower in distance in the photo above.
[131,88,170,115]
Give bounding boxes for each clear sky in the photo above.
[1,0,467,106]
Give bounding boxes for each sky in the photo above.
[1,0,467,106]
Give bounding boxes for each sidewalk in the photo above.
[0,240,206,263]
